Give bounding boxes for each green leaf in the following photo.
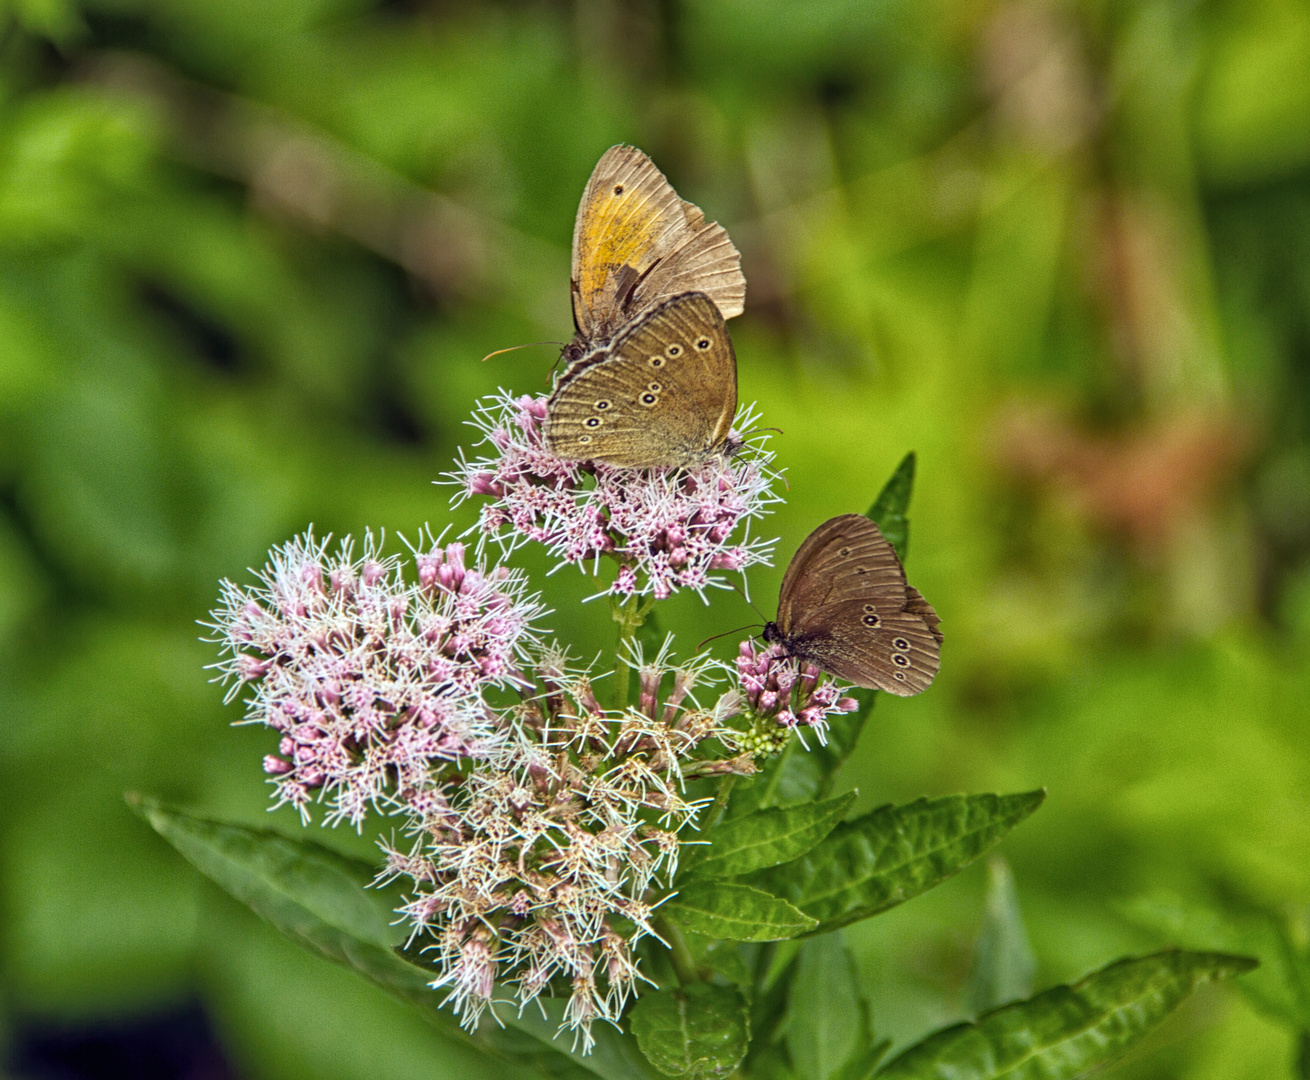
[865,452,915,561]
[683,793,855,881]
[786,933,869,1080]
[730,741,826,816]
[811,691,877,799]
[874,950,1257,1079]
[1119,890,1310,1032]
[630,984,750,1079]
[127,793,400,952]
[665,882,818,941]
[754,792,1045,933]
[129,795,654,1080]
[965,857,1036,1014]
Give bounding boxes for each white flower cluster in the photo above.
[380,644,755,1048]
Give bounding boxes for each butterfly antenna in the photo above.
[695,623,763,653]
[725,578,768,622]
[480,342,563,363]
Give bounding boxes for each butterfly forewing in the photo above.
[775,514,941,696]
[571,145,745,344]
[544,292,737,468]
[777,515,906,630]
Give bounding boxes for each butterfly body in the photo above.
[544,146,745,469]
[766,514,942,696]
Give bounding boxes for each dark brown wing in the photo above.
[777,515,906,632]
[776,514,941,695]
[544,292,737,468]
[789,601,941,695]
[571,146,745,344]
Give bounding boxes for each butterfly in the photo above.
[544,145,746,469]
[763,514,943,696]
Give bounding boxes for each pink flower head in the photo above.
[732,638,859,749]
[445,391,783,599]
[205,529,547,827]
[380,642,754,1045]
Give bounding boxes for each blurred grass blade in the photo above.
[786,932,870,1080]
[865,452,915,561]
[665,882,818,941]
[965,857,1036,1014]
[875,950,1257,1079]
[754,792,1045,933]
[128,795,653,1080]
[682,793,855,880]
[629,984,750,1079]
[837,1040,891,1080]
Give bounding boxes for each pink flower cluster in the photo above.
[734,639,859,746]
[206,531,545,827]
[446,391,782,599]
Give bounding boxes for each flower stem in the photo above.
[654,914,700,986]
[704,775,737,830]
[756,737,796,809]
[608,592,655,710]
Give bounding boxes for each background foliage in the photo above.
[1,0,1308,1076]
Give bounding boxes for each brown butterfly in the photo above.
[544,146,745,469]
[763,514,942,696]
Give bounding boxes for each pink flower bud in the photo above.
[263,755,292,775]
[417,553,441,588]
[237,654,272,681]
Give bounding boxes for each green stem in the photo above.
[654,914,700,987]
[704,775,737,830]
[756,738,796,810]
[608,591,656,710]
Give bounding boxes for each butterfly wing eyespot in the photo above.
[613,185,624,195]
[773,514,941,696]
[696,337,712,350]
[666,343,683,357]
[544,291,736,467]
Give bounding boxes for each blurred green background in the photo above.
[2,0,1309,1076]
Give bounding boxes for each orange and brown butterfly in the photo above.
[763,515,943,696]
[543,145,746,469]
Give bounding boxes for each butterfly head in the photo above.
[559,339,588,366]
[761,621,784,645]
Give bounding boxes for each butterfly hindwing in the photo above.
[571,145,745,345]
[544,292,737,468]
